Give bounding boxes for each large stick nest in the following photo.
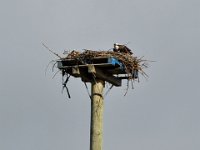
[43,43,151,98]
[61,49,149,79]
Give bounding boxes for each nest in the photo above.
[43,43,150,98]
[42,43,149,80]
[62,49,149,79]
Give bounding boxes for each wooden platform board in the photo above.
[57,57,132,86]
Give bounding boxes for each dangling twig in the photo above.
[84,82,92,100]
[131,79,134,89]
[45,60,56,76]
[62,74,71,99]
[51,61,57,72]
[52,70,60,79]
[104,84,114,97]
[124,79,130,96]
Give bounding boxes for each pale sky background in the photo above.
[0,0,200,150]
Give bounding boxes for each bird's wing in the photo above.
[124,46,133,54]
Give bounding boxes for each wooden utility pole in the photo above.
[90,79,105,150]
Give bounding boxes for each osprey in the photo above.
[113,43,133,55]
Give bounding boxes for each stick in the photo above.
[42,43,62,59]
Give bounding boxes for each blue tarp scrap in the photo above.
[108,57,138,79]
[108,57,124,70]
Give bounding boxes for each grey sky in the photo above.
[0,0,200,150]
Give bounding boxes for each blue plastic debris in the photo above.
[108,57,124,70]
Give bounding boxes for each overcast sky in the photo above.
[0,0,200,150]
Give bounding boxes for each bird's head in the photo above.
[113,43,119,49]
[114,43,119,46]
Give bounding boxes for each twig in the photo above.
[52,70,60,79]
[42,43,62,59]
[45,60,56,76]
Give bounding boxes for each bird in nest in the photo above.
[113,43,133,55]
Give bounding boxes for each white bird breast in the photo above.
[114,45,119,50]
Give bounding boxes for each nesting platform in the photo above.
[57,56,138,87]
